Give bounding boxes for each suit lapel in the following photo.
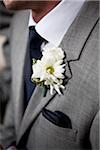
[60,1,99,61]
[17,44,72,144]
[17,1,99,144]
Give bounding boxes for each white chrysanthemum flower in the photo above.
[32,58,65,80]
[31,47,66,95]
[42,47,65,61]
[45,78,65,95]
[31,60,42,79]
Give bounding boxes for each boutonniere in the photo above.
[31,47,66,96]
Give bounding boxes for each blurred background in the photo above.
[0,1,14,124]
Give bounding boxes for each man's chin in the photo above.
[3,0,29,10]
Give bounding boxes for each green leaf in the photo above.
[42,85,48,97]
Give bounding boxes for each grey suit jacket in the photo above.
[0,1,99,150]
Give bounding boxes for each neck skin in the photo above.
[32,1,60,23]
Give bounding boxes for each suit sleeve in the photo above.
[89,111,99,150]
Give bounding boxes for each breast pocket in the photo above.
[35,114,78,150]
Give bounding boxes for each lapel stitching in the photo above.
[66,17,99,84]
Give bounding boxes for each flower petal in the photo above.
[50,85,54,95]
[54,84,62,95]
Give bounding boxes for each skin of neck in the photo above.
[32,1,61,23]
[3,0,60,23]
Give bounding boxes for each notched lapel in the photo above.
[17,1,99,145]
[60,1,99,61]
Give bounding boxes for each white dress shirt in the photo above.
[29,0,85,49]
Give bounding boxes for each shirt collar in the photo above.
[28,0,85,47]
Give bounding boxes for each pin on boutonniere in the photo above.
[31,47,66,97]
